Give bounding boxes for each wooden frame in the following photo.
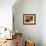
[23,14,36,25]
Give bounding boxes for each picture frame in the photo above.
[23,14,36,25]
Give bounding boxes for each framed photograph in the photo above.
[23,14,36,25]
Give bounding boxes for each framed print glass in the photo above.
[23,14,36,25]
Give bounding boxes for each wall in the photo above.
[0,0,16,30]
[41,0,46,46]
[0,0,46,46]
[0,0,17,38]
[13,0,41,46]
